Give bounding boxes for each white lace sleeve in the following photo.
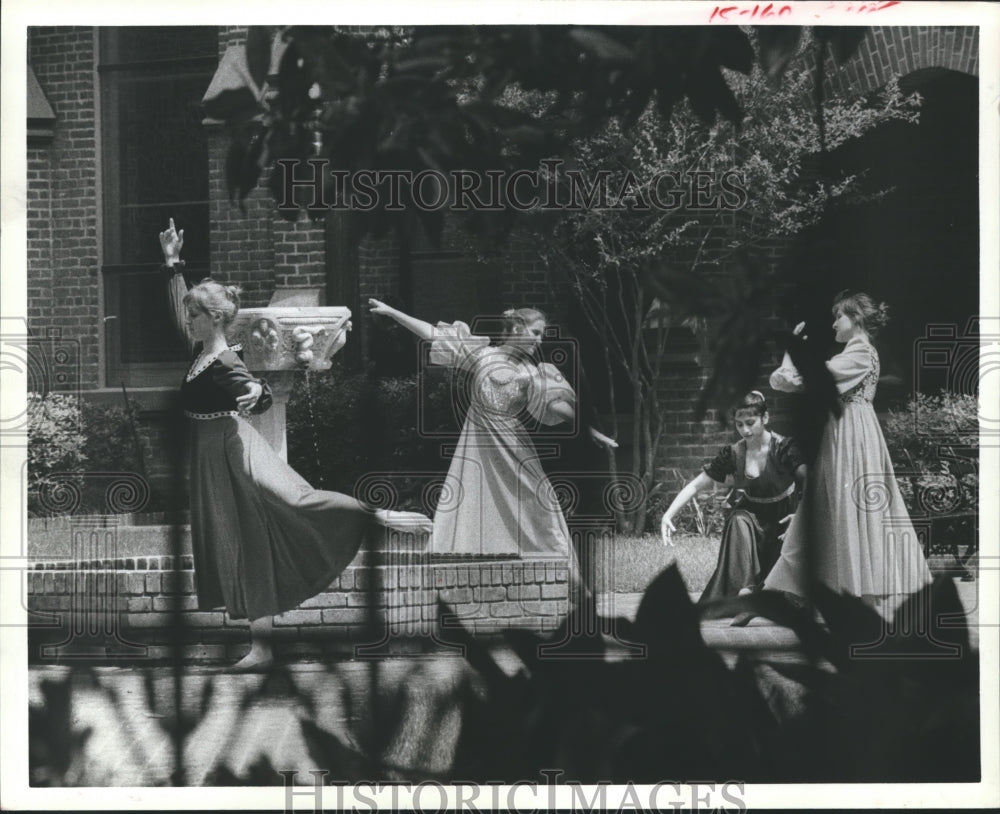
[428,321,490,369]
[526,362,577,425]
[825,340,872,394]
[769,360,804,393]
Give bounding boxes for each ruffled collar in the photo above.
[186,343,243,382]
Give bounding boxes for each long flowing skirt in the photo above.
[763,401,932,603]
[698,498,793,605]
[432,411,571,558]
[189,416,375,620]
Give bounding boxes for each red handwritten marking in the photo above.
[709,4,792,22]
[709,0,900,22]
[833,1,902,12]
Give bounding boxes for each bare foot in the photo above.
[224,650,274,674]
[376,509,433,534]
[737,587,753,597]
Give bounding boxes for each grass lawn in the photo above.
[592,532,720,595]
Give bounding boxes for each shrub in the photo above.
[882,391,978,466]
[882,391,979,518]
[28,392,150,516]
[27,393,87,512]
[287,365,457,513]
[644,474,727,537]
[80,400,149,475]
[882,392,978,561]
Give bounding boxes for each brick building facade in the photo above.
[26,25,980,515]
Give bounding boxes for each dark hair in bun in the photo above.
[734,390,767,417]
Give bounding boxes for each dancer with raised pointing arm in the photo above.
[160,220,430,672]
[369,298,616,563]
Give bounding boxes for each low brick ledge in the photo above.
[26,559,572,660]
[27,550,530,572]
[31,555,197,571]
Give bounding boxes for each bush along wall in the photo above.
[882,391,978,560]
[286,365,459,514]
[28,392,152,517]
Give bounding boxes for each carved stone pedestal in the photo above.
[245,371,296,460]
[225,302,351,460]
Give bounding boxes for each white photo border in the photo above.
[2,1,998,809]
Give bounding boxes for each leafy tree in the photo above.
[203,24,891,533]
[205,25,869,238]
[530,40,919,531]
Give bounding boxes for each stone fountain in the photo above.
[225,289,351,460]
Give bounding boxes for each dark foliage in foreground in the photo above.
[29,566,978,785]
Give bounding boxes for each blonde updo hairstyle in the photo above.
[500,307,547,342]
[832,289,889,338]
[183,278,242,327]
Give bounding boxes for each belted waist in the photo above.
[184,410,240,420]
[743,483,795,504]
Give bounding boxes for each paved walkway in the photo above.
[32,651,814,786]
[28,578,979,786]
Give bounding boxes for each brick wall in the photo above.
[274,217,327,290]
[211,26,341,300]
[647,217,811,481]
[27,28,101,392]
[207,130,276,308]
[353,225,575,354]
[500,231,569,318]
[359,236,402,301]
[824,26,978,95]
[26,552,571,662]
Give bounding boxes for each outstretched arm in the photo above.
[546,398,575,425]
[661,471,714,545]
[793,463,807,495]
[368,298,435,341]
[589,427,619,449]
[160,218,194,354]
[211,351,273,414]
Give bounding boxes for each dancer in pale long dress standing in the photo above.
[762,291,932,615]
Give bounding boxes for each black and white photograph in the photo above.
[2,0,998,810]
